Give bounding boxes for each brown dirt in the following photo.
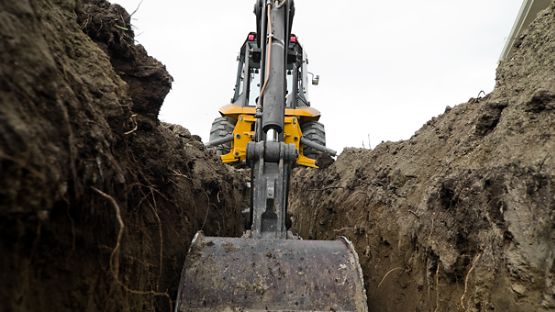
[0,1,246,311]
[290,2,555,312]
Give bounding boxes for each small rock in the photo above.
[511,283,527,297]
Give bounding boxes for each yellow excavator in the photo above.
[205,2,337,168]
[176,1,368,311]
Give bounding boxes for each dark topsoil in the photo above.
[290,2,555,312]
[0,1,246,311]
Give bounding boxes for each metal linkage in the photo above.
[247,139,297,239]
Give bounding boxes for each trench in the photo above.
[1,0,554,311]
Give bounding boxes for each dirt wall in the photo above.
[290,3,555,311]
[0,1,246,311]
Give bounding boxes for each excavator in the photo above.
[176,1,368,311]
[205,1,336,167]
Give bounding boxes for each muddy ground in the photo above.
[0,1,246,311]
[290,2,555,311]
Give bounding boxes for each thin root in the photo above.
[460,253,482,311]
[149,189,164,290]
[377,267,402,288]
[124,114,138,135]
[306,186,344,192]
[92,187,172,311]
[434,263,441,312]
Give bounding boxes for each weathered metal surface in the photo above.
[176,232,368,312]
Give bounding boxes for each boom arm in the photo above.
[247,0,296,239]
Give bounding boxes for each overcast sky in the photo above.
[113,0,522,152]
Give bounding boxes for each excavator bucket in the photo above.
[176,232,368,312]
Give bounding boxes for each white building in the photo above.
[500,0,552,60]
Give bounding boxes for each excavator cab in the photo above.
[231,32,311,109]
[177,1,368,311]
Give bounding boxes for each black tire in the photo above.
[209,116,236,155]
[301,121,326,159]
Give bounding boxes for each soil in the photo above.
[289,3,555,311]
[0,1,246,311]
[1,0,554,312]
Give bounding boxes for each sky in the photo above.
[113,0,523,152]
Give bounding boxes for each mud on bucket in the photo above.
[176,232,368,312]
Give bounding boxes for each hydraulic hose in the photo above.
[256,2,273,112]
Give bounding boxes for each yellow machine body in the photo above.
[218,104,321,168]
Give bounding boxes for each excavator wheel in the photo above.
[209,116,236,155]
[301,121,326,159]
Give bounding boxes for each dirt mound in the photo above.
[0,1,245,311]
[290,3,555,312]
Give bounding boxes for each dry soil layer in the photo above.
[290,3,555,311]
